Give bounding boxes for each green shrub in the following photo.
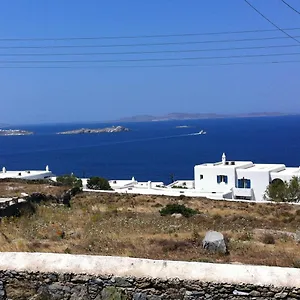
[56,174,82,188]
[265,176,300,203]
[87,177,112,190]
[159,204,198,218]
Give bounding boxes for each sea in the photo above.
[0,115,300,183]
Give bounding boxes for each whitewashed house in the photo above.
[194,153,300,201]
[0,165,54,180]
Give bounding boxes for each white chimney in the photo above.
[222,153,226,165]
[46,165,49,172]
[2,167,6,173]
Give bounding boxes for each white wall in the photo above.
[1,171,54,180]
[22,172,54,180]
[270,172,297,183]
[236,170,270,201]
[0,252,300,287]
[194,165,236,193]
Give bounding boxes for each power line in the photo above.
[0,35,300,50]
[244,0,300,44]
[0,59,299,69]
[281,0,300,15]
[0,44,298,57]
[0,27,300,42]
[0,52,299,64]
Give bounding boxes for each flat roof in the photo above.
[196,161,252,167]
[272,167,300,176]
[0,170,51,178]
[243,164,286,172]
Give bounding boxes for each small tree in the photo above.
[286,176,300,203]
[264,179,287,202]
[56,174,82,188]
[87,176,112,190]
[265,177,300,203]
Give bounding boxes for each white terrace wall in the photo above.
[0,253,300,299]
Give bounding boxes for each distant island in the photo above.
[0,129,33,136]
[114,112,294,123]
[57,125,130,135]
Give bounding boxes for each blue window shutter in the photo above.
[224,176,228,184]
[217,175,220,183]
[246,179,251,188]
[238,179,242,188]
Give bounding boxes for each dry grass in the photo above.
[1,181,300,267]
[0,180,66,198]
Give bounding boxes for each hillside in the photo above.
[115,112,292,122]
[0,180,300,267]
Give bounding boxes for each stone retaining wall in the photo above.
[0,253,300,299]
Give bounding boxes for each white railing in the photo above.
[233,188,253,198]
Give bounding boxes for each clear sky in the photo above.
[0,0,300,124]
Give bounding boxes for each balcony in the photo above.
[233,188,253,198]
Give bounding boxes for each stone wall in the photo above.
[0,252,300,299]
[1,271,300,300]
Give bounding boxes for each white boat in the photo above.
[191,130,207,135]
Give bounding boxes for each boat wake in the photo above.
[1,132,206,156]
[188,130,207,136]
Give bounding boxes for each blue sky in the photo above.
[0,0,300,124]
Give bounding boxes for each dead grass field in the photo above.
[1,181,300,267]
[0,180,66,198]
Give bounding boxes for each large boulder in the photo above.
[202,231,227,254]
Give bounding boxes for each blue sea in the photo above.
[0,116,300,183]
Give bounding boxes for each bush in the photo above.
[56,174,82,188]
[265,176,300,203]
[87,177,112,190]
[261,233,275,244]
[264,179,287,202]
[286,176,300,202]
[159,204,198,218]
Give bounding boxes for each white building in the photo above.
[0,165,54,180]
[194,153,300,201]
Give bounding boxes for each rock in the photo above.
[249,290,260,297]
[61,192,71,207]
[101,286,124,300]
[275,292,289,298]
[133,293,148,300]
[171,213,183,219]
[114,277,132,287]
[295,231,300,243]
[202,231,227,254]
[29,193,47,203]
[233,290,249,296]
[29,285,51,300]
[71,275,90,283]
[0,289,5,300]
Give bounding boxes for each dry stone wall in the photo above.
[1,271,300,300]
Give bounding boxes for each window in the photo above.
[237,178,251,188]
[217,175,228,184]
[200,175,204,180]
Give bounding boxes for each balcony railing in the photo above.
[233,188,253,198]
